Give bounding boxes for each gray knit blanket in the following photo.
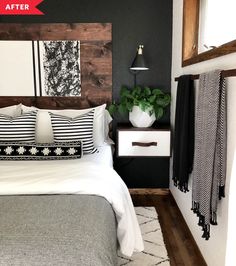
[192,69,227,240]
[0,195,118,266]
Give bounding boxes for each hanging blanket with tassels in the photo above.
[192,69,227,240]
[173,75,195,192]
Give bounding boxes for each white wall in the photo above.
[225,151,236,266]
[171,1,236,266]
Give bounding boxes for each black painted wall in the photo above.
[0,0,173,188]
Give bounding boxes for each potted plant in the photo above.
[108,86,171,127]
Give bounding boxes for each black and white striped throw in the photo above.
[192,70,227,240]
[0,111,37,143]
[50,110,97,154]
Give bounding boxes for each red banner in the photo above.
[0,0,44,15]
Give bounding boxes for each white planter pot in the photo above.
[129,106,156,128]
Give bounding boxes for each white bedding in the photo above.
[80,144,114,167]
[0,155,143,257]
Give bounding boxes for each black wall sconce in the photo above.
[130,45,149,87]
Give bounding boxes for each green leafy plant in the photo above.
[108,86,171,120]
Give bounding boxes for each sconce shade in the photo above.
[130,45,149,71]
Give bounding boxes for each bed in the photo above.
[0,101,144,266]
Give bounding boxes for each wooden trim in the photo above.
[129,188,170,196]
[182,0,200,64]
[175,67,236,81]
[182,0,236,66]
[183,39,236,66]
[117,124,170,131]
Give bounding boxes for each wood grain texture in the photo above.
[0,23,112,107]
[174,68,236,81]
[0,96,107,109]
[0,23,112,41]
[183,39,236,66]
[129,188,169,195]
[81,41,112,58]
[131,193,207,266]
[182,0,199,62]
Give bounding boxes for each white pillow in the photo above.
[21,104,110,146]
[36,110,54,143]
[20,105,53,143]
[104,110,114,145]
[0,104,21,117]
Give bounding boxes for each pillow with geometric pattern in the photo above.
[0,141,82,160]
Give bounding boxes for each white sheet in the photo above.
[80,144,113,167]
[0,158,143,257]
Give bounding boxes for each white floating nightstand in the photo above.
[116,126,171,157]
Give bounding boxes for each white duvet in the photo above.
[0,159,144,257]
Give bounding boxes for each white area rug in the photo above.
[118,207,170,266]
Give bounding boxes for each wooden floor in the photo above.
[131,192,207,266]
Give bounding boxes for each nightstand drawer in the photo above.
[117,130,170,157]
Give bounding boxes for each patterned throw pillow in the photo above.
[0,141,82,161]
[0,111,37,143]
[50,110,97,154]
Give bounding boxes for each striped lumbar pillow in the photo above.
[50,110,97,154]
[0,111,37,143]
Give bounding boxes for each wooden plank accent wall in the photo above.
[0,23,112,41]
[0,96,103,109]
[0,23,112,108]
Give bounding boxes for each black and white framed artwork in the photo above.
[39,41,81,96]
[0,40,81,97]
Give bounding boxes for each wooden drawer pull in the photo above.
[132,142,157,147]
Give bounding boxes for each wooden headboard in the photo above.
[0,96,105,109]
[0,23,112,109]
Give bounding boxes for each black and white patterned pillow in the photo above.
[50,110,97,154]
[0,111,37,143]
[0,141,82,160]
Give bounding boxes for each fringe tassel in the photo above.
[173,177,178,187]
[191,201,211,240]
[219,185,225,200]
[198,215,205,227]
[191,201,199,214]
[202,224,210,240]
[173,178,189,193]
[210,211,218,225]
